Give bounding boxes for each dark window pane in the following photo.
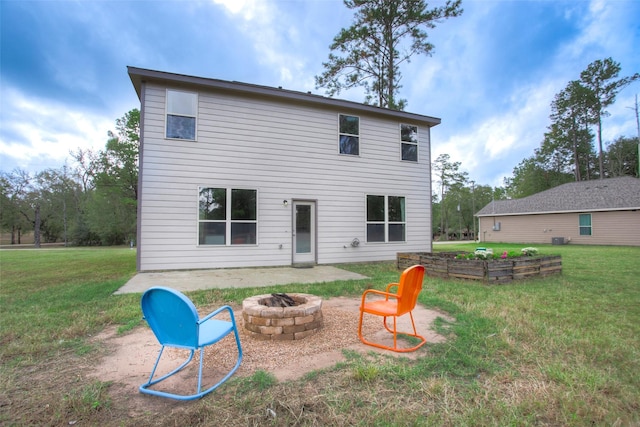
[389,224,406,241]
[295,205,312,253]
[367,195,385,221]
[388,196,405,222]
[167,115,196,140]
[579,214,591,235]
[231,223,256,244]
[339,115,359,135]
[367,224,385,242]
[401,124,418,142]
[579,214,591,227]
[231,189,256,220]
[401,143,417,161]
[199,222,225,245]
[199,188,226,220]
[340,135,359,155]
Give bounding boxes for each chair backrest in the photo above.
[141,287,199,348]
[395,265,425,315]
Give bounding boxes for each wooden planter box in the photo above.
[397,252,562,284]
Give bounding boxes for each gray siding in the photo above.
[478,211,640,246]
[138,83,433,271]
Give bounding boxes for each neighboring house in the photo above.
[475,176,640,246]
[128,67,441,271]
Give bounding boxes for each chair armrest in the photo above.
[198,305,235,325]
[361,288,399,305]
[385,282,399,295]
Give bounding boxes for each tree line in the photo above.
[1,110,140,246]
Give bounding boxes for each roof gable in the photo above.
[476,177,640,216]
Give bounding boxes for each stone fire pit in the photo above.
[242,293,323,341]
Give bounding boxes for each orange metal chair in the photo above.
[358,265,426,352]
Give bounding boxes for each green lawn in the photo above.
[1,244,638,426]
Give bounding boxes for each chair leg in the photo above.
[194,325,243,399]
[392,316,397,350]
[359,311,427,353]
[197,347,205,394]
[142,346,195,389]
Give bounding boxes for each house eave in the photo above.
[127,66,441,127]
[475,207,640,217]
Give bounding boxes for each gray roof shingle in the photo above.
[476,177,640,216]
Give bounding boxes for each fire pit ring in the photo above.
[242,293,323,341]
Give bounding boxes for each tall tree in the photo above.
[545,80,595,181]
[88,109,140,245]
[316,0,463,110]
[33,167,81,245]
[432,153,467,239]
[579,58,639,178]
[504,153,573,199]
[0,170,32,244]
[605,136,639,178]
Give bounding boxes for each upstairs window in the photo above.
[401,124,418,161]
[579,213,592,236]
[166,90,197,140]
[199,188,257,245]
[339,114,359,155]
[366,195,406,243]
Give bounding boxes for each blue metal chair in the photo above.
[139,286,243,400]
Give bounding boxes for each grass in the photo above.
[1,244,639,425]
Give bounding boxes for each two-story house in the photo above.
[128,67,441,271]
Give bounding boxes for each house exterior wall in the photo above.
[478,210,640,246]
[137,82,433,271]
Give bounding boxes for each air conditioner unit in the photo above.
[552,237,565,245]
[492,222,501,231]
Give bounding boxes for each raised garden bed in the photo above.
[397,251,562,284]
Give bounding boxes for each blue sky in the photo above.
[1,0,639,188]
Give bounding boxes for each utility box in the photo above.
[552,237,565,245]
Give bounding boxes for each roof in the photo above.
[476,176,640,217]
[127,66,441,127]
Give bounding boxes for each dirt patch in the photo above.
[90,296,451,414]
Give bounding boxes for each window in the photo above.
[579,213,592,236]
[366,195,406,242]
[167,90,197,140]
[401,124,418,161]
[339,114,359,155]
[198,188,257,245]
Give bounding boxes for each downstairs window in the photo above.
[366,195,406,243]
[199,188,257,245]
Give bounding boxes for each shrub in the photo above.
[521,247,539,256]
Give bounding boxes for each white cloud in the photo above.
[432,80,559,186]
[212,0,257,19]
[209,0,308,87]
[0,88,112,171]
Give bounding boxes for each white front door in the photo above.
[292,201,316,265]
